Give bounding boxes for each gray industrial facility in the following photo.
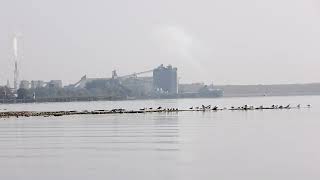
[68,64,178,97]
[153,64,178,95]
[1,64,224,103]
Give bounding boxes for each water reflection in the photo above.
[0,113,182,161]
[1,96,320,180]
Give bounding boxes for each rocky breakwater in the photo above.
[0,104,310,119]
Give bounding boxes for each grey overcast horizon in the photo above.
[0,0,319,86]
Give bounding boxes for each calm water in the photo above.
[0,96,320,180]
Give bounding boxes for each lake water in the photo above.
[0,96,320,180]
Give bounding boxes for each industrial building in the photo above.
[121,76,153,97]
[179,83,223,98]
[31,80,45,89]
[18,80,62,90]
[19,80,30,89]
[153,64,178,95]
[179,83,205,94]
[47,80,63,88]
[67,64,178,97]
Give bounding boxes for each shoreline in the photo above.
[0,93,319,105]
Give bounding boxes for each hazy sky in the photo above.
[0,0,320,85]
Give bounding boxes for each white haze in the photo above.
[0,0,320,85]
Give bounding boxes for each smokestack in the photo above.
[14,61,19,91]
[13,35,19,92]
[6,80,10,88]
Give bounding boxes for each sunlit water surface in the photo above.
[0,96,320,180]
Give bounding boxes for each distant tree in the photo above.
[17,88,30,99]
[0,86,15,99]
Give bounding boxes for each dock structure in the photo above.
[0,104,310,119]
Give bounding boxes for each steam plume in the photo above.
[13,36,18,59]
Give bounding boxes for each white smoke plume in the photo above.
[13,36,18,59]
[13,33,22,59]
[153,25,194,59]
[152,25,211,81]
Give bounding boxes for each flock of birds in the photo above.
[139,104,311,112]
[139,107,179,111]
